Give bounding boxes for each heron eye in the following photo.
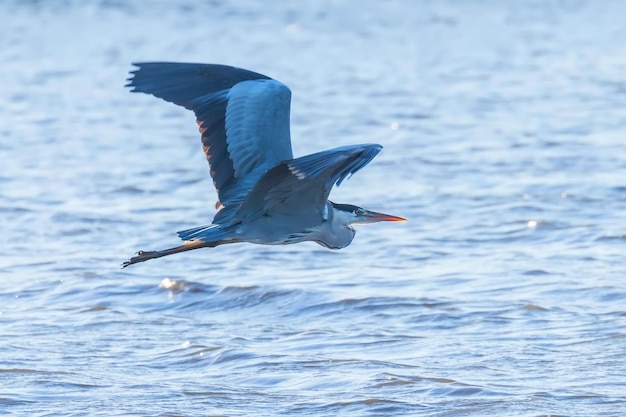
[354,208,365,216]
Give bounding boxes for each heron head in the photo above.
[330,202,407,226]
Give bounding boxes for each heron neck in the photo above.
[320,203,356,249]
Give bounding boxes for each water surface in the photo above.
[1,1,625,416]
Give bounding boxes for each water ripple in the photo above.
[1,1,625,416]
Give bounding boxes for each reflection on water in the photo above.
[1,1,625,416]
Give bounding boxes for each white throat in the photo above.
[316,203,356,249]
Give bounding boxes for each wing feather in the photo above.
[126,62,293,205]
[235,144,382,223]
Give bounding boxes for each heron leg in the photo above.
[122,240,221,268]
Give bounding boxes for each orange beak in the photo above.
[362,210,407,223]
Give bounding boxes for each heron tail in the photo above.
[176,224,232,241]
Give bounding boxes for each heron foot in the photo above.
[121,250,158,268]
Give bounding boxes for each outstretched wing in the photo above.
[126,62,293,205]
[233,144,382,224]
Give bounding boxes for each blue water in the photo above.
[1,1,625,416]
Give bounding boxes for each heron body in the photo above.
[122,63,405,267]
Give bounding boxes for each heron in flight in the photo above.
[122,62,406,267]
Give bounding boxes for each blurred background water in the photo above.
[1,1,625,416]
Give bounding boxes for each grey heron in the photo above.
[122,62,406,267]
